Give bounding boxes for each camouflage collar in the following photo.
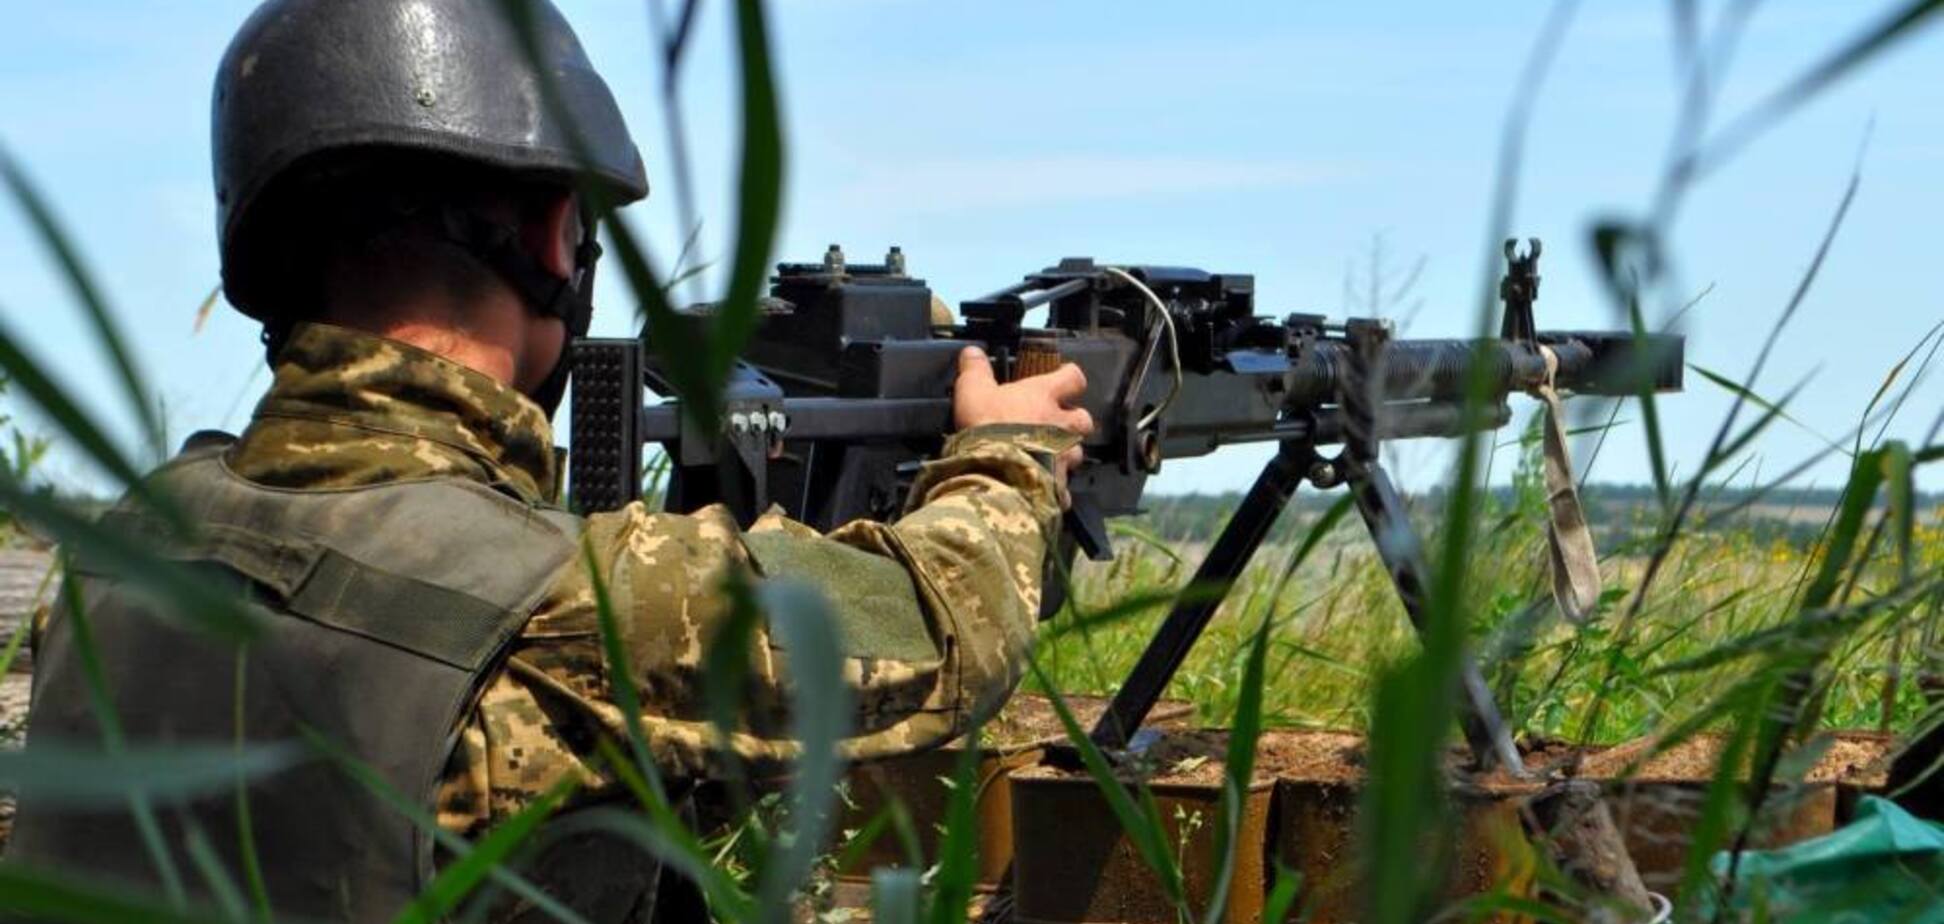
[245,323,558,501]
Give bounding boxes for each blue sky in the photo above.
[3,1,1942,495]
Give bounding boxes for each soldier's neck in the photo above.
[376,319,520,387]
[327,292,526,389]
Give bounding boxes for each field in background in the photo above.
[1036,465,1944,744]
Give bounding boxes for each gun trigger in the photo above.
[1064,492,1114,562]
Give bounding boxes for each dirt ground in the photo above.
[1020,726,1894,794]
[1581,729,1893,786]
[0,547,53,845]
[979,693,1193,751]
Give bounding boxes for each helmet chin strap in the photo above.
[438,207,603,417]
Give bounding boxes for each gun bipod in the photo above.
[1086,436,1525,776]
[1338,458,1526,776]
[1089,439,1315,751]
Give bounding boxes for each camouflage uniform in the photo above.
[226,322,1070,835]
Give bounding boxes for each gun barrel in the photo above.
[631,331,1674,448]
[1280,332,1683,407]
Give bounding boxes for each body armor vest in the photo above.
[8,447,585,921]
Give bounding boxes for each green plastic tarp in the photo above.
[1699,796,1944,922]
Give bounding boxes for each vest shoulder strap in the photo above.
[91,452,584,671]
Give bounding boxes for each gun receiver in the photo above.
[569,243,1684,769]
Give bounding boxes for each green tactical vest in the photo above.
[7,446,657,922]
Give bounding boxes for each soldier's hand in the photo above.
[952,346,1093,480]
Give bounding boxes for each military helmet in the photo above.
[212,0,650,322]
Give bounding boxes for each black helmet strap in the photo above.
[438,208,601,335]
[437,206,603,416]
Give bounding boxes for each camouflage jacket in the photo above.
[226,323,1068,835]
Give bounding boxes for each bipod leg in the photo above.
[1344,459,1526,775]
[1088,440,1312,750]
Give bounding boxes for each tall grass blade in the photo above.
[712,0,786,391]
[702,583,760,773]
[487,0,722,428]
[179,821,249,924]
[1361,0,1580,912]
[1266,492,1356,605]
[644,0,705,283]
[1200,610,1270,924]
[1866,320,1944,451]
[1579,149,1862,744]
[1854,323,1941,456]
[579,538,670,804]
[606,219,722,427]
[300,726,596,924]
[0,146,162,460]
[829,804,895,879]
[0,866,237,924]
[391,776,579,924]
[885,795,925,873]
[1046,583,1229,643]
[1261,865,1302,924]
[1709,373,1816,465]
[1644,585,1930,679]
[1109,521,1187,568]
[0,603,32,679]
[56,558,186,907]
[1575,282,1710,487]
[925,724,985,924]
[1689,364,1839,454]
[753,579,852,922]
[1617,267,1673,510]
[1673,689,1760,916]
[0,481,257,642]
[586,737,717,876]
[574,551,754,912]
[1698,0,1944,175]
[192,285,222,334]
[874,867,922,924]
[0,323,165,508]
[0,742,300,806]
[662,222,712,295]
[231,652,272,923]
[1693,404,1917,533]
[1801,450,1885,612]
[548,803,748,919]
[507,0,780,437]
[1027,658,1186,909]
[1884,442,1915,581]
[1706,449,1892,912]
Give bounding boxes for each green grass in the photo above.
[1035,473,1944,744]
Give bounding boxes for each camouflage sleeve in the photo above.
[505,424,1074,783]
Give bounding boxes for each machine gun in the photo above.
[567,241,1684,772]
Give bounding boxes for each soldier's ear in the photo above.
[523,192,581,281]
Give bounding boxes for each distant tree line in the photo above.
[1135,482,1939,547]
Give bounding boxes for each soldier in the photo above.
[7,1,1091,921]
